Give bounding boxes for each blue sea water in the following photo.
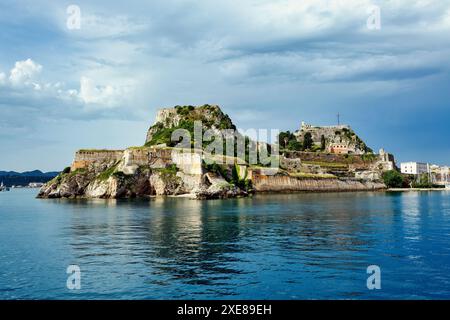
[1,188,450,299]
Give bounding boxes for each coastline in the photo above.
[388,188,449,192]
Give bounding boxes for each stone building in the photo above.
[294,121,370,155]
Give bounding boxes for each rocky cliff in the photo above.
[145,104,236,147]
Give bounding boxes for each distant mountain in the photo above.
[0,170,60,187]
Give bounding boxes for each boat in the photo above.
[0,181,10,192]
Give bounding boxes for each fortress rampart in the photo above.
[250,170,386,192]
[71,150,124,170]
[283,151,377,165]
[70,147,204,176]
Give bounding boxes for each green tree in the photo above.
[303,132,313,151]
[382,170,404,188]
[320,135,326,151]
[278,131,299,150]
[278,131,289,145]
[412,173,433,188]
[288,140,302,151]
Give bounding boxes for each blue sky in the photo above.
[0,0,449,171]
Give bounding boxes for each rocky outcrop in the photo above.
[145,104,236,146]
[37,147,250,200]
[193,172,248,199]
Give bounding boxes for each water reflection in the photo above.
[45,191,450,299]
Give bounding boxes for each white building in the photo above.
[28,182,44,188]
[400,162,429,175]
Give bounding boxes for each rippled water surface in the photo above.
[1,189,450,299]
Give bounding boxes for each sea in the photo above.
[1,189,450,299]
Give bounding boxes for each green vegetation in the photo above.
[49,173,64,185]
[204,161,252,192]
[278,131,325,151]
[343,154,354,161]
[337,127,373,154]
[382,170,404,188]
[412,173,433,188]
[303,132,313,150]
[175,105,195,115]
[48,167,87,186]
[96,164,118,181]
[158,164,178,175]
[204,161,229,179]
[231,164,252,192]
[279,131,302,151]
[383,171,436,189]
[145,122,176,146]
[145,106,278,168]
[320,135,326,151]
[361,153,377,162]
[287,139,302,151]
[354,135,373,153]
[146,105,236,147]
[310,144,322,152]
[157,164,180,185]
[67,168,87,178]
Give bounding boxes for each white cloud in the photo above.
[79,76,118,106]
[1,59,132,114]
[9,58,42,86]
[3,1,450,117]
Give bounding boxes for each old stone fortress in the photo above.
[37,105,449,199]
[297,121,365,155]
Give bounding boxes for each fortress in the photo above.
[38,105,396,199]
[294,121,371,155]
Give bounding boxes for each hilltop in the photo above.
[145,104,236,147]
[279,122,372,154]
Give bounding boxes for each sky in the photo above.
[0,0,449,171]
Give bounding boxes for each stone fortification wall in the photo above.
[72,147,204,176]
[251,170,386,192]
[71,150,124,170]
[284,151,377,166]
